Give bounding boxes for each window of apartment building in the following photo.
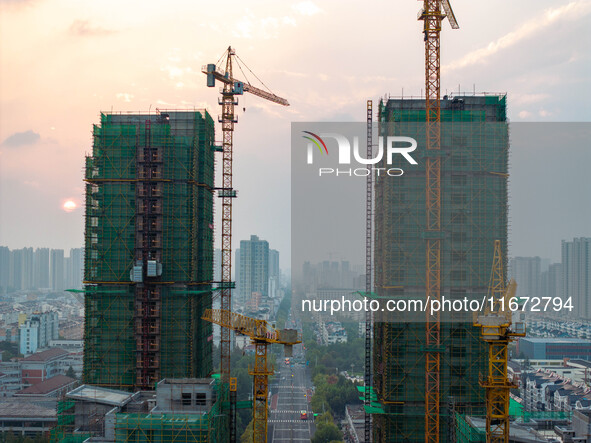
[195,393,207,406]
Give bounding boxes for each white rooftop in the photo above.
[66,384,134,407]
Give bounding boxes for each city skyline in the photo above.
[0,1,590,268]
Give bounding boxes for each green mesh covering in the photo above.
[373,95,509,442]
[83,111,215,389]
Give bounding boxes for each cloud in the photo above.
[233,12,296,39]
[116,93,134,103]
[292,1,322,16]
[512,93,551,106]
[0,0,36,7]
[1,130,40,147]
[445,1,591,71]
[518,111,532,119]
[69,19,114,36]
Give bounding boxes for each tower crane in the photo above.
[474,240,526,443]
[202,46,288,442]
[202,309,301,443]
[417,1,458,441]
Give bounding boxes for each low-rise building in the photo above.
[0,401,56,437]
[19,311,59,355]
[14,374,77,399]
[55,379,225,442]
[519,337,591,360]
[20,348,69,385]
[0,360,22,396]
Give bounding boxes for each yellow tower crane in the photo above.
[417,1,458,441]
[202,46,288,383]
[202,46,289,382]
[202,47,288,442]
[202,309,301,443]
[474,240,526,443]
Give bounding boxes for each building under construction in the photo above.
[83,110,215,390]
[372,94,509,441]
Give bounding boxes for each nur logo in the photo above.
[302,131,418,177]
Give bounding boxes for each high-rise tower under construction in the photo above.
[83,110,215,390]
[373,94,509,441]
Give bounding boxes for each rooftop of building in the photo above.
[574,407,591,418]
[21,348,68,362]
[0,400,56,419]
[67,384,136,407]
[521,338,591,344]
[158,378,214,385]
[508,360,522,371]
[100,109,211,127]
[569,359,591,368]
[384,92,506,103]
[15,374,76,396]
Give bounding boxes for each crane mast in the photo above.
[421,1,443,441]
[219,48,236,388]
[365,100,373,442]
[203,46,289,443]
[418,1,457,441]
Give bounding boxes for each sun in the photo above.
[63,200,77,212]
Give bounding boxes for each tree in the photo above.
[240,418,254,443]
[66,366,77,379]
[311,422,342,443]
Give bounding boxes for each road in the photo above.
[268,356,315,442]
[268,314,313,443]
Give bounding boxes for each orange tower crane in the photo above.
[417,1,458,442]
[475,240,526,443]
[202,309,301,443]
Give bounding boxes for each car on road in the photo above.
[300,411,308,420]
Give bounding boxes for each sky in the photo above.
[0,0,590,267]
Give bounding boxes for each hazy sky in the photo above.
[0,0,589,266]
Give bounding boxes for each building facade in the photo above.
[519,338,591,360]
[510,256,541,299]
[373,95,508,441]
[83,110,215,390]
[34,248,50,289]
[50,249,65,291]
[19,311,59,355]
[562,238,591,320]
[237,235,269,308]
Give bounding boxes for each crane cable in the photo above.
[235,54,275,95]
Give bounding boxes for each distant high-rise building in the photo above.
[34,248,50,289]
[541,262,562,301]
[510,256,541,298]
[269,249,280,282]
[50,249,65,291]
[213,248,222,283]
[10,248,34,291]
[373,95,508,440]
[83,110,215,390]
[66,248,83,289]
[237,235,269,308]
[562,237,591,320]
[268,249,280,299]
[0,246,10,293]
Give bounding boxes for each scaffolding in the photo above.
[113,381,226,443]
[83,110,216,390]
[373,95,509,442]
[50,400,91,443]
